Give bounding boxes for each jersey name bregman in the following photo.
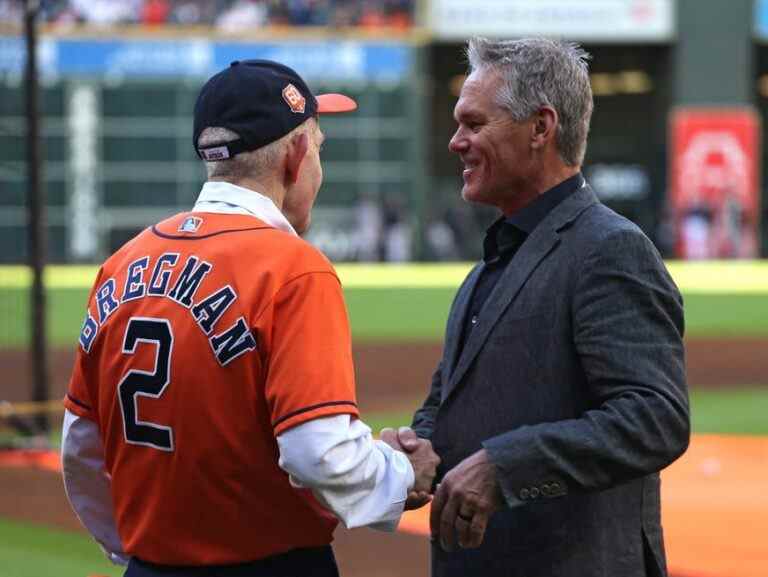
[78,252,257,366]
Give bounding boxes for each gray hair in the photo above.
[467,37,593,166]
[197,121,312,180]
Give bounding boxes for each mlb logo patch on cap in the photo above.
[179,216,203,233]
[282,84,306,113]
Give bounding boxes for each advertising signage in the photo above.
[670,107,761,259]
[0,36,412,81]
[429,0,675,42]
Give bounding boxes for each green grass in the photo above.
[362,409,420,434]
[3,287,768,348]
[345,288,453,340]
[689,387,768,435]
[0,286,458,347]
[0,288,88,348]
[0,517,123,577]
[683,293,768,336]
[362,387,768,436]
[2,261,768,347]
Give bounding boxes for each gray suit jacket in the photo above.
[412,185,689,577]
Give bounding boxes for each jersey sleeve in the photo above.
[63,269,103,423]
[265,271,359,435]
[64,349,98,421]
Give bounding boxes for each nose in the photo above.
[448,128,467,154]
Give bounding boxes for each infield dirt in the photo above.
[3,337,768,411]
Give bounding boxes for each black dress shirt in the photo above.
[460,173,584,351]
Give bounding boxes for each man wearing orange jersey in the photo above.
[62,60,439,577]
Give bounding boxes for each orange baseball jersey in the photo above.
[64,212,360,566]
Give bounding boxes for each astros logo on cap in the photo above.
[282,84,306,113]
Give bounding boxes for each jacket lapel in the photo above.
[442,185,599,402]
[442,264,484,384]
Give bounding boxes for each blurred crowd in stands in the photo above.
[0,0,414,29]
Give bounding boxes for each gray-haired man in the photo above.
[391,37,689,577]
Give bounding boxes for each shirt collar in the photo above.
[192,181,297,236]
[506,172,585,234]
[483,219,525,264]
[482,172,584,264]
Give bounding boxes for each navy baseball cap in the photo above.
[193,59,357,161]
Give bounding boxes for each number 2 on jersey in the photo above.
[118,317,174,452]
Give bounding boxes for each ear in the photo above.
[531,106,558,150]
[284,131,309,185]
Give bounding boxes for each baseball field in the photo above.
[1,262,767,577]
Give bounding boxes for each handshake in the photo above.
[380,426,503,551]
[380,426,441,511]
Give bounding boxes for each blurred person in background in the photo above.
[69,0,140,25]
[680,191,714,259]
[140,0,171,25]
[357,0,411,28]
[268,0,331,26]
[354,191,384,261]
[170,0,226,25]
[384,0,412,28]
[424,212,460,261]
[0,0,21,23]
[329,0,356,28]
[0,0,414,27]
[61,59,438,577]
[391,37,689,577]
[215,0,267,31]
[358,0,385,28]
[0,0,71,24]
[169,0,205,25]
[381,195,412,262]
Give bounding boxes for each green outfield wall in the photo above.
[1,262,768,347]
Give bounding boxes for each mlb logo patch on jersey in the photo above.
[179,216,203,233]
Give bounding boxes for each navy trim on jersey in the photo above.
[66,394,92,411]
[151,225,271,241]
[273,401,358,428]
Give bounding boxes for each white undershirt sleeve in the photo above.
[277,414,415,532]
[61,409,130,566]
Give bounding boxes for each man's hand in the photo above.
[430,448,503,551]
[380,426,440,510]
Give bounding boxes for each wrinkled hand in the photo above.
[380,426,440,510]
[430,448,503,551]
